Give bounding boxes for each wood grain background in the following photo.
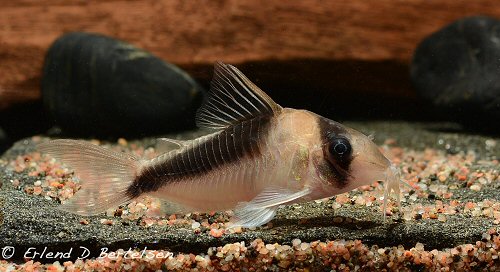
[1,0,499,110]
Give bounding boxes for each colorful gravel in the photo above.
[1,228,499,271]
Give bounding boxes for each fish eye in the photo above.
[328,137,352,160]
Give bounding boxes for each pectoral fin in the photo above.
[230,186,311,228]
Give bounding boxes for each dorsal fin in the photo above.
[196,61,282,129]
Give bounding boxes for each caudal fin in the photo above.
[38,139,141,215]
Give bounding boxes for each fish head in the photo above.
[310,116,396,196]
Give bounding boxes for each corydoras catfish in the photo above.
[38,61,401,228]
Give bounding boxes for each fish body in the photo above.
[39,62,401,227]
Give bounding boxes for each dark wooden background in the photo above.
[1,0,499,111]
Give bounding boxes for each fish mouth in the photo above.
[381,164,402,217]
[352,156,390,181]
[383,164,402,190]
[365,159,389,169]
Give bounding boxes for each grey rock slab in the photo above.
[0,121,498,263]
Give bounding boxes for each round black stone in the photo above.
[42,32,205,137]
[411,16,500,133]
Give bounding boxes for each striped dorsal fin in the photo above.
[196,61,282,129]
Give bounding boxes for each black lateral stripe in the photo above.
[203,140,216,169]
[239,118,249,155]
[232,123,244,158]
[213,134,225,164]
[167,155,181,176]
[191,141,206,172]
[196,139,212,172]
[248,119,261,156]
[126,116,271,197]
[172,151,184,175]
[178,150,188,174]
[224,126,237,161]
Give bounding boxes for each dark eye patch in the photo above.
[328,137,352,162]
[317,117,354,185]
[331,138,350,155]
[323,136,353,180]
